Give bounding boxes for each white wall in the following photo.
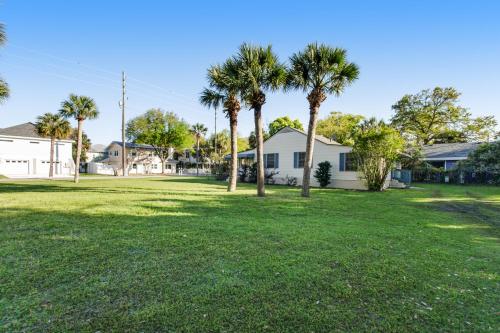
[261,130,367,190]
[0,135,74,177]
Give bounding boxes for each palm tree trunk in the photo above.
[254,105,265,197]
[301,104,320,197]
[196,138,200,177]
[74,120,83,183]
[49,137,55,179]
[228,112,238,192]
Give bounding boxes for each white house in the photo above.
[89,141,178,175]
[0,122,74,178]
[229,127,392,190]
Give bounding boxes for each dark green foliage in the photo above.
[459,142,500,184]
[314,161,332,187]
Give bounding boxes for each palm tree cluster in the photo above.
[34,94,99,182]
[200,43,359,197]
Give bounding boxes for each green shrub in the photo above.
[314,161,332,188]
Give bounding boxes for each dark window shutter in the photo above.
[275,153,279,168]
[263,154,267,168]
[339,153,345,171]
[294,152,298,168]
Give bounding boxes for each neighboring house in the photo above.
[92,141,178,175]
[0,122,74,178]
[87,144,107,162]
[226,126,389,190]
[421,142,482,170]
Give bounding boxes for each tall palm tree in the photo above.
[287,43,359,197]
[200,58,243,192]
[236,43,286,197]
[190,123,208,176]
[35,113,71,178]
[0,23,9,104]
[59,94,99,183]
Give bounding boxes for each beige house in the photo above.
[90,141,178,175]
[229,127,392,190]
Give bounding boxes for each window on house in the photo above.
[114,150,119,156]
[264,153,279,169]
[339,152,358,171]
[185,151,190,158]
[293,152,306,168]
[166,164,172,170]
[132,164,137,169]
[131,151,137,157]
[152,164,158,169]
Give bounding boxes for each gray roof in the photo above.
[224,149,255,160]
[276,127,342,145]
[108,141,156,150]
[422,142,482,159]
[0,122,41,138]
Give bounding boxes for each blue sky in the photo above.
[1,0,499,144]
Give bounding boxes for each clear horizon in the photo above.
[1,0,499,145]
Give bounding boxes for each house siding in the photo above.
[261,130,367,189]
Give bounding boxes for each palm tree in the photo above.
[35,113,71,178]
[190,123,208,176]
[287,43,359,197]
[236,43,286,197]
[200,58,243,192]
[59,94,99,183]
[0,23,9,104]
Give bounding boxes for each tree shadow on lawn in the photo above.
[1,182,499,331]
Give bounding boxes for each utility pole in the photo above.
[120,71,127,176]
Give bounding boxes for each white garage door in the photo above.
[2,159,30,175]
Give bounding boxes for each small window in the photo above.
[264,153,279,169]
[166,164,172,170]
[339,152,358,171]
[131,151,137,157]
[132,164,137,169]
[114,151,119,156]
[185,151,190,158]
[293,152,306,168]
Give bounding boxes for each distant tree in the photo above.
[35,113,71,178]
[70,129,91,163]
[268,116,303,136]
[316,112,364,145]
[59,94,99,183]
[314,161,332,188]
[205,129,231,163]
[190,123,208,176]
[200,57,243,191]
[352,118,405,191]
[237,136,250,152]
[248,130,270,149]
[286,43,359,197]
[127,109,193,174]
[391,87,497,144]
[237,43,287,197]
[0,23,9,104]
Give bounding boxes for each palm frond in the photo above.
[0,77,9,103]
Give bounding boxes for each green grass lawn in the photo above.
[1,178,498,332]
